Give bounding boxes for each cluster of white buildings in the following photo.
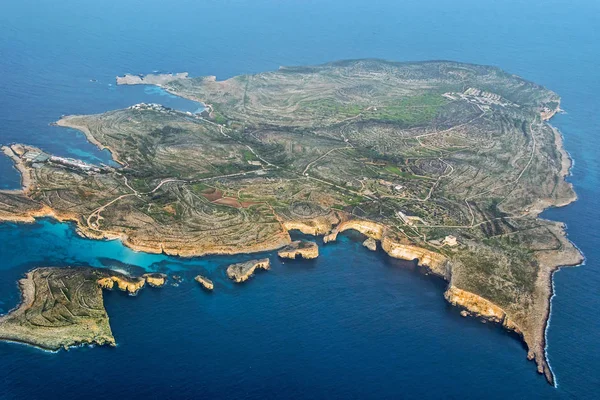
[442,87,518,110]
[21,149,104,174]
[128,103,171,112]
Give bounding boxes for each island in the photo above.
[143,273,168,287]
[278,240,319,260]
[226,259,271,283]
[195,275,214,290]
[0,59,582,384]
[0,267,162,350]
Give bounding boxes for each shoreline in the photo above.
[540,226,587,386]
[115,73,215,118]
[0,267,167,351]
[0,72,583,386]
[1,145,32,194]
[0,198,581,384]
[53,117,127,167]
[533,110,584,385]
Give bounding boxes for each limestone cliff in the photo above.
[97,276,146,295]
[381,236,450,278]
[283,218,337,236]
[226,258,271,283]
[363,237,377,251]
[278,241,319,259]
[323,219,385,243]
[444,286,521,333]
[0,267,158,351]
[143,273,168,287]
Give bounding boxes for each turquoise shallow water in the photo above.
[1,0,599,398]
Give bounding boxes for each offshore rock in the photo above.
[195,275,214,290]
[277,241,319,259]
[143,273,167,287]
[226,258,270,283]
[363,238,377,251]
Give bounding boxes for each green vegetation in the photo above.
[303,98,363,118]
[383,165,432,180]
[366,94,449,126]
[242,149,258,162]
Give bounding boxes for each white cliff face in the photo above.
[444,286,508,323]
[380,235,450,278]
[283,218,337,236]
[323,220,385,243]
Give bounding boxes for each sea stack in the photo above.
[226,258,271,283]
[143,273,168,287]
[277,240,319,259]
[362,238,377,251]
[195,275,214,290]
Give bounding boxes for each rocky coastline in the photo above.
[226,259,271,283]
[0,123,581,384]
[54,117,128,167]
[0,267,163,351]
[278,240,319,259]
[362,237,377,251]
[116,72,189,86]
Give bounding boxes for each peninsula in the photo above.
[0,267,163,350]
[0,59,582,384]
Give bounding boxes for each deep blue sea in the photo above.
[1,0,599,398]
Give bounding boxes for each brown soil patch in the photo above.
[163,204,176,215]
[201,188,224,201]
[213,197,242,208]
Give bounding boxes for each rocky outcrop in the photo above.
[97,276,146,295]
[143,273,167,287]
[381,235,450,278]
[278,241,319,259]
[195,275,214,290]
[1,145,33,194]
[540,100,561,121]
[283,219,335,236]
[116,72,189,86]
[323,219,384,243]
[362,238,377,251]
[444,286,519,329]
[226,258,271,283]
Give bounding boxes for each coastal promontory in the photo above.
[0,267,162,350]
